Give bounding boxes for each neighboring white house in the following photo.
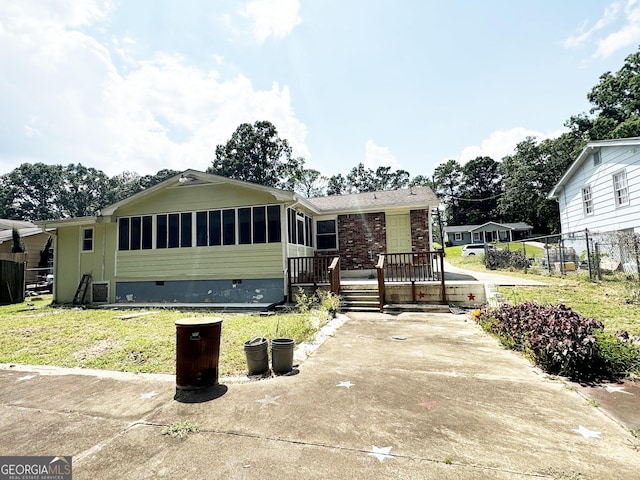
[548,137,640,235]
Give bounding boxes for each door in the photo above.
[386,214,411,253]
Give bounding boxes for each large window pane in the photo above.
[196,212,207,246]
[118,218,130,250]
[305,216,313,247]
[142,216,153,249]
[316,219,337,250]
[288,209,296,243]
[156,214,167,248]
[238,208,251,244]
[168,213,180,248]
[209,210,221,246]
[181,212,192,247]
[267,205,281,243]
[223,209,235,245]
[253,206,266,243]
[131,216,141,250]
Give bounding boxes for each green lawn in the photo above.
[0,296,326,376]
[445,246,640,336]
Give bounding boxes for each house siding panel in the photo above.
[559,145,640,234]
[116,243,283,280]
[116,183,279,216]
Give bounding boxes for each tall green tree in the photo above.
[59,164,111,217]
[457,156,502,225]
[432,159,463,225]
[326,174,349,195]
[567,47,640,140]
[497,132,583,233]
[208,120,296,188]
[1,163,65,221]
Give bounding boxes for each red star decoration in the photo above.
[418,291,425,299]
[468,293,476,301]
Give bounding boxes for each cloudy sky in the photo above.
[1,0,639,179]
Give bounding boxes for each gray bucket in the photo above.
[244,337,269,375]
[271,338,295,374]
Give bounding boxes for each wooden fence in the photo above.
[0,254,26,304]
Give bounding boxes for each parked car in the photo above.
[461,244,499,256]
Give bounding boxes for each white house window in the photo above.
[613,170,629,207]
[473,232,481,241]
[316,219,337,250]
[454,232,462,241]
[593,150,601,166]
[81,228,94,252]
[582,185,594,215]
[288,208,313,247]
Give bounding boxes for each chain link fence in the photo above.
[502,229,640,281]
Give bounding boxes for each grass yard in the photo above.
[445,247,640,336]
[0,296,325,377]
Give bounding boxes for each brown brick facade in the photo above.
[319,210,431,270]
[410,209,430,251]
[336,212,386,270]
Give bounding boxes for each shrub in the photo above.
[485,249,530,270]
[477,302,606,379]
[294,287,340,317]
[594,330,640,378]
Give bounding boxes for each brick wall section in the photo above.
[410,209,430,251]
[336,212,386,270]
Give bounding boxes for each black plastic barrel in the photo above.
[175,317,223,390]
[244,337,269,375]
[271,338,295,374]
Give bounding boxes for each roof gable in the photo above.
[548,137,640,199]
[100,170,298,216]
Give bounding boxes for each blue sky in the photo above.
[1,1,639,181]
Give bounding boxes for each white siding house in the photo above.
[548,137,640,235]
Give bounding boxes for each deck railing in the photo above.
[376,251,446,311]
[288,255,340,300]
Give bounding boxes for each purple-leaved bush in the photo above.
[478,302,604,378]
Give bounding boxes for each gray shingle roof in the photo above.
[306,187,439,213]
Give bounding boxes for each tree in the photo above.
[208,120,295,188]
[292,167,326,197]
[1,163,65,221]
[59,164,111,217]
[497,132,583,234]
[567,47,640,140]
[456,156,502,225]
[326,174,349,195]
[344,163,410,193]
[432,159,463,225]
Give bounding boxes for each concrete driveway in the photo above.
[1,312,638,479]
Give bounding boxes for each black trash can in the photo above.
[271,338,295,374]
[175,317,223,390]
[244,337,269,375]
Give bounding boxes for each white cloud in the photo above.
[594,0,640,58]
[564,0,640,59]
[0,1,309,176]
[240,0,302,43]
[454,127,566,165]
[563,2,621,48]
[364,140,399,170]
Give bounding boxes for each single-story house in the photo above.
[548,137,640,235]
[444,222,533,246]
[0,219,52,285]
[39,170,440,306]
